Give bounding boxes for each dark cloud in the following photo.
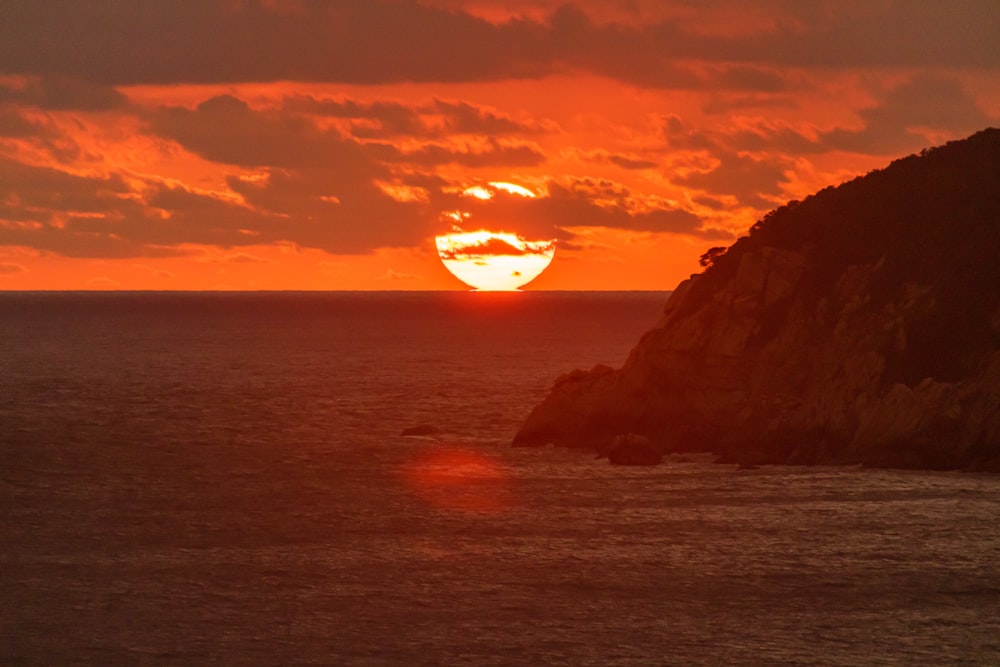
[0,156,131,219]
[653,116,803,206]
[223,170,439,253]
[0,106,42,138]
[3,1,994,88]
[0,110,95,163]
[659,73,995,198]
[0,76,127,110]
[402,138,546,167]
[36,191,270,258]
[820,74,994,155]
[0,152,438,257]
[713,65,788,93]
[736,1,1000,70]
[0,197,188,259]
[431,99,551,136]
[149,94,545,171]
[607,155,658,170]
[512,5,795,91]
[455,178,725,240]
[538,181,715,235]
[583,150,659,170]
[282,96,430,137]
[721,124,823,155]
[149,95,388,171]
[284,95,551,139]
[701,93,798,115]
[689,74,997,161]
[0,88,553,258]
[692,193,731,210]
[439,236,551,259]
[1,16,991,268]
[678,151,792,208]
[0,1,533,85]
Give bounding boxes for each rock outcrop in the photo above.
[514,128,1000,471]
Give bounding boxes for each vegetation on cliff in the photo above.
[515,128,1000,470]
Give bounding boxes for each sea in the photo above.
[2,291,999,666]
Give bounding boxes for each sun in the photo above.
[435,230,556,291]
[435,180,554,290]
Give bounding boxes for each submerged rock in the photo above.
[514,128,1000,472]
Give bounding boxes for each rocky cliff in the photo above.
[514,128,1000,470]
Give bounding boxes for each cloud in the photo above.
[820,74,994,155]
[0,107,41,138]
[0,151,428,257]
[3,1,995,88]
[0,76,127,110]
[0,1,534,85]
[678,151,794,208]
[0,262,27,275]
[149,94,545,170]
[539,181,722,236]
[0,138,718,260]
[149,95,387,171]
[155,179,435,255]
[454,177,726,241]
[701,93,799,115]
[430,99,553,135]
[224,170,440,253]
[0,156,131,214]
[658,111,822,159]
[281,96,552,139]
[716,121,823,155]
[580,150,660,170]
[402,138,546,167]
[1,4,994,273]
[738,1,1000,70]
[0,158,163,258]
[438,236,550,260]
[0,81,551,260]
[282,96,429,137]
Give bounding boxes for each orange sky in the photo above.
[1,1,998,290]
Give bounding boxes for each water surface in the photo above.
[2,292,999,665]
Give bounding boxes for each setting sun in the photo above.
[435,230,556,291]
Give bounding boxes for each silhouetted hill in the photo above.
[515,128,1000,470]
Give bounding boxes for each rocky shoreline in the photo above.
[514,129,1000,471]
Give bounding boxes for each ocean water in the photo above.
[2,291,999,666]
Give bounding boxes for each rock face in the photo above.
[514,129,1000,471]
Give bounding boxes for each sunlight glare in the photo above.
[463,185,493,200]
[461,181,537,200]
[488,181,536,198]
[435,230,555,291]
